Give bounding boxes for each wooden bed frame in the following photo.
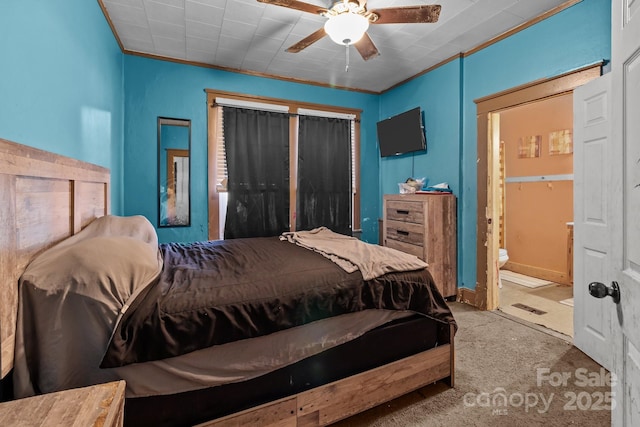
[0,138,110,380]
[0,138,454,426]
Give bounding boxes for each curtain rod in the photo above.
[211,99,359,122]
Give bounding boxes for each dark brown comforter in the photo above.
[101,237,456,368]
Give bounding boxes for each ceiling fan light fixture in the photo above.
[324,12,369,45]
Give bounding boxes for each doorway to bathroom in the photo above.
[473,62,603,338]
[492,94,574,337]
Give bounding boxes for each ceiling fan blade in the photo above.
[257,0,327,15]
[371,5,441,24]
[286,27,327,53]
[354,32,379,61]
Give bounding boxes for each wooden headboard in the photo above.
[0,138,110,379]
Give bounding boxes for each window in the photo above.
[222,107,290,239]
[297,114,352,236]
[207,90,361,240]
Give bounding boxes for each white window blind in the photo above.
[297,108,356,121]
[216,97,289,113]
[215,106,228,192]
[351,121,356,194]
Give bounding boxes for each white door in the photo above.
[573,72,615,371]
[574,1,640,425]
[610,0,640,424]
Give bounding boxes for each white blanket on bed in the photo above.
[280,227,427,280]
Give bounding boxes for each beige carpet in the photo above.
[333,302,610,427]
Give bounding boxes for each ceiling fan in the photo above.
[257,0,441,61]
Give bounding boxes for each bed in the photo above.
[0,138,456,426]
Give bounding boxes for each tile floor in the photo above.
[498,276,574,338]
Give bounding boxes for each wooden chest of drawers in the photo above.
[383,194,457,297]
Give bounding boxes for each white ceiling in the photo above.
[101,0,571,93]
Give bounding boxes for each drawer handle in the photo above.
[396,209,410,215]
[396,230,410,236]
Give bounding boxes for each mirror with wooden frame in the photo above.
[158,117,191,227]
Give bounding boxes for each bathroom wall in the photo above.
[500,94,573,284]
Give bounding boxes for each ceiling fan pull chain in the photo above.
[345,44,350,72]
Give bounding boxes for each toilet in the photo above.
[499,248,509,268]
[498,248,509,289]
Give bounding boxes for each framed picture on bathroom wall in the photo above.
[518,135,541,158]
[548,129,573,155]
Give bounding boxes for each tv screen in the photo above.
[377,107,426,157]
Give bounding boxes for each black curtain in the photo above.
[297,115,351,235]
[223,107,289,239]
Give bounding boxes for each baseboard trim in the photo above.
[457,288,477,307]
[503,261,570,286]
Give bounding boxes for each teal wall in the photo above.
[459,0,610,290]
[379,58,462,196]
[122,55,380,243]
[379,58,463,283]
[379,0,610,290]
[1,0,611,291]
[0,0,124,213]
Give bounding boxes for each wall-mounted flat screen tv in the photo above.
[377,107,426,157]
